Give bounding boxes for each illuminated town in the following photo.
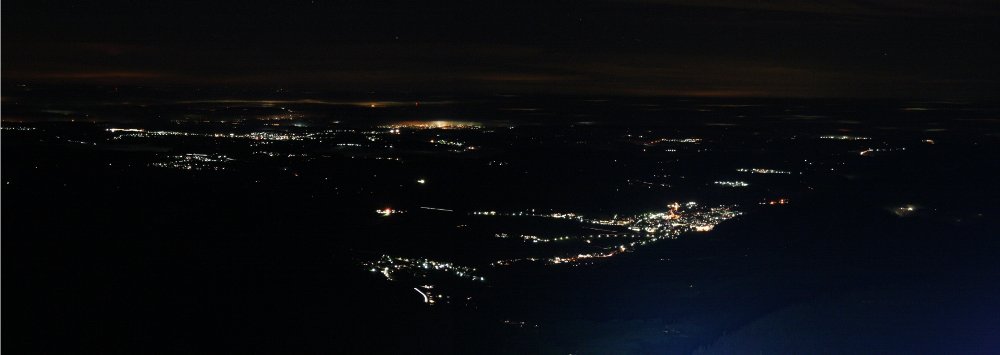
[471,203,741,265]
[714,180,750,187]
[736,168,793,175]
[151,153,234,171]
[819,135,871,140]
[364,255,485,305]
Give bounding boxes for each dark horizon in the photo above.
[5,0,1000,100]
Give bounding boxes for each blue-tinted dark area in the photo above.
[4,86,1000,353]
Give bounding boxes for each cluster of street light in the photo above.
[107,127,324,141]
[736,168,793,174]
[480,202,741,266]
[643,138,702,145]
[364,255,485,305]
[365,255,485,282]
[859,147,906,156]
[429,139,477,151]
[150,153,233,171]
[380,120,483,130]
[714,180,750,187]
[820,135,870,140]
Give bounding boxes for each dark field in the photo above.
[4,87,1000,353]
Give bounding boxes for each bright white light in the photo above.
[414,288,430,304]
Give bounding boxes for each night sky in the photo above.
[4,0,1000,98]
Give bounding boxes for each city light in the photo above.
[820,135,870,140]
[715,180,749,187]
[376,208,403,216]
[737,168,792,174]
[151,153,233,171]
[363,255,485,305]
[479,203,741,266]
